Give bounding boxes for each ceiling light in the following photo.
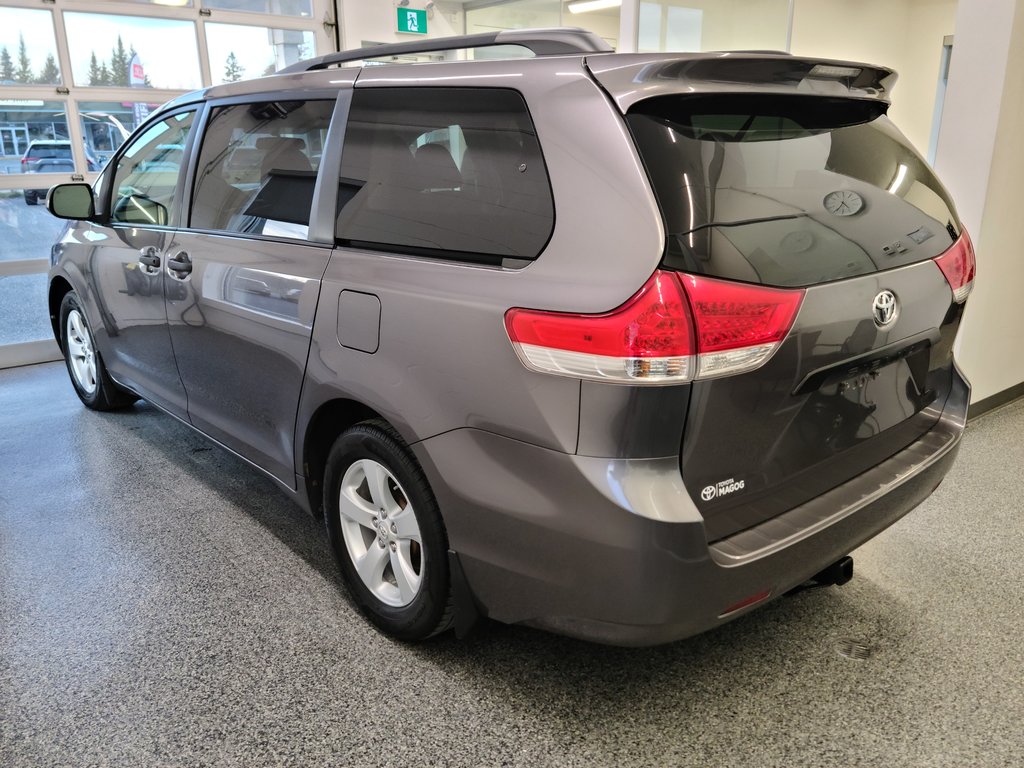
[567,0,623,14]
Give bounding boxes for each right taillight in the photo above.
[505,271,804,385]
[934,229,976,303]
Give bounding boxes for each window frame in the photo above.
[103,103,203,230]
[182,88,348,246]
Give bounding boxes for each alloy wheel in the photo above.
[65,309,98,395]
[338,458,423,607]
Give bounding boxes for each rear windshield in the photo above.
[627,95,961,287]
[28,145,72,159]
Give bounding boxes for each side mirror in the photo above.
[47,183,95,221]
[111,192,168,226]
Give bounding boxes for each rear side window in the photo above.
[336,87,553,263]
[627,94,961,287]
[190,99,334,240]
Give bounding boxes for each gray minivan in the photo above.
[46,29,974,646]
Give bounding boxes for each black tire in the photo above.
[324,420,453,641]
[59,291,137,411]
[24,192,37,206]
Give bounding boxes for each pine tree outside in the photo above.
[86,36,153,87]
[224,51,245,83]
[0,7,61,85]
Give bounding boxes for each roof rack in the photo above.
[278,27,613,74]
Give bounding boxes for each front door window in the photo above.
[110,111,195,227]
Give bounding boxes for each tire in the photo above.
[59,291,137,411]
[324,420,453,641]
[24,192,37,206]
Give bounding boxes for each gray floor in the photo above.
[1,362,1022,768]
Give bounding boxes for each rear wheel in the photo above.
[59,291,137,410]
[23,191,37,205]
[324,421,453,641]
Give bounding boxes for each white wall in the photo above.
[789,0,957,154]
[630,0,789,53]
[465,2,620,48]
[934,0,1024,403]
[339,0,462,50]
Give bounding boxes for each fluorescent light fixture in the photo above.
[152,0,190,6]
[888,163,908,194]
[567,0,623,14]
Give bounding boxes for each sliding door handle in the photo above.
[166,251,192,278]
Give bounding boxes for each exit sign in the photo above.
[397,7,427,35]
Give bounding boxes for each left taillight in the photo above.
[934,229,976,303]
[505,270,697,384]
[504,271,804,384]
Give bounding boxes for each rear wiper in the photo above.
[671,213,807,237]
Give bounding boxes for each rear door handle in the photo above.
[166,251,192,277]
[138,246,160,270]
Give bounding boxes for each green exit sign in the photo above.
[397,8,427,35]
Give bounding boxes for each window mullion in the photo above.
[71,87,188,102]
[49,6,74,92]
[196,16,213,88]
[63,97,90,174]
[198,8,323,31]
[55,0,197,23]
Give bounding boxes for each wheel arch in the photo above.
[300,397,390,518]
[48,275,74,351]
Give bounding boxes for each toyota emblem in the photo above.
[872,290,898,328]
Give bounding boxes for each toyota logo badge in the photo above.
[872,290,898,328]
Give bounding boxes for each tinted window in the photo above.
[336,88,553,263]
[27,145,72,159]
[190,100,333,239]
[628,95,961,287]
[110,111,195,226]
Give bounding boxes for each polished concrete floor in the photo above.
[1,362,1022,767]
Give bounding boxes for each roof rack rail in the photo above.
[278,27,613,74]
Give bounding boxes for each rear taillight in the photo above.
[681,274,805,380]
[505,271,804,384]
[934,229,975,303]
[505,271,696,383]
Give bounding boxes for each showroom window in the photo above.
[0,0,333,368]
[335,88,554,263]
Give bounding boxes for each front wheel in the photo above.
[324,421,453,641]
[23,192,37,205]
[59,291,137,410]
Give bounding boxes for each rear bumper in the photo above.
[413,365,969,646]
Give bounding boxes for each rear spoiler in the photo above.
[585,53,897,113]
